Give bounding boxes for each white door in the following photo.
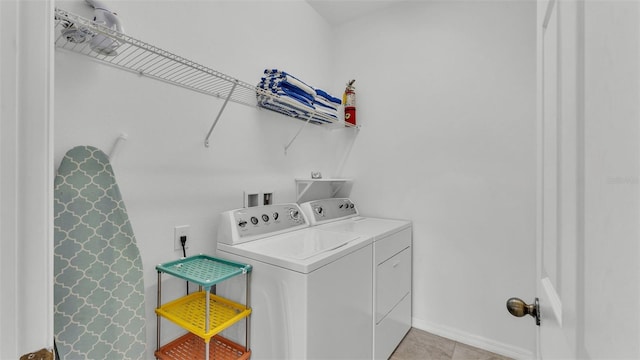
[506,0,579,356]
[536,0,578,357]
[509,0,640,358]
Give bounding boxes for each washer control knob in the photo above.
[314,206,324,217]
[238,219,247,228]
[273,212,279,220]
[250,216,259,225]
[289,209,300,221]
[262,214,270,222]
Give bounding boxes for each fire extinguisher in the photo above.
[343,79,356,126]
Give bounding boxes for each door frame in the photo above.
[0,0,54,357]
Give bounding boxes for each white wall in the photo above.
[583,1,640,358]
[54,0,354,355]
[330,1,537,357]
[1,4,20,357]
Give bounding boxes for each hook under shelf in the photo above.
[108,133,128,161]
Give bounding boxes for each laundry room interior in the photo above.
[7,0,640,358]
[48,0,537,358]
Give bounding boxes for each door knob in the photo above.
[506,297,540,326]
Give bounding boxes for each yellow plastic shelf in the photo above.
[156,291,251,341]
[155,333,251,360]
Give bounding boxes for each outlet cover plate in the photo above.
[174,225,190,251]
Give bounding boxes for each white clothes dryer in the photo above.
[300,198,413,360]
[216,203,374,360]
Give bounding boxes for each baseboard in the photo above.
[411,318,535,360]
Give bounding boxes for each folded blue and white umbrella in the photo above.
[257,93,335,125]
[263,69,316,97]
[257,69,342,124]
[315,88,342,105]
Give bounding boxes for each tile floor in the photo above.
[390,328,513,360]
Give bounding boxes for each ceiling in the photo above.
[306,0,407,26]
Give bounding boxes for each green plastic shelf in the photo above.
[156,254,252,288]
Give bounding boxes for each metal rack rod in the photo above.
[245,271,251,353]
[205,288,211,360]
[156,271,162,355]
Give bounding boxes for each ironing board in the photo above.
[54,146,146,359]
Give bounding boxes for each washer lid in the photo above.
[248,228,357,260]
[317,217,412,239]
[217,228,372,273]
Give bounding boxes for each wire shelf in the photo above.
[53,8,357,149]
[55,8,262,107]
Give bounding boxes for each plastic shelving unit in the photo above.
[155,255,252,360]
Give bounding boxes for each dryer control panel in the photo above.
[218,203,309,245]
[300,198,359,226]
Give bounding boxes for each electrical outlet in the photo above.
[244,191,275,207]
[174,225,190,251]
[263,192,274,205]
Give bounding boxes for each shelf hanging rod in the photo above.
[204,81,238,148]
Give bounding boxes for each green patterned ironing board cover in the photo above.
[54,146,146,359]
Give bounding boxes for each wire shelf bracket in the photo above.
[205,81,237,148]
[284,112,316,155]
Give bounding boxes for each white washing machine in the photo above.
[216,203,374,360]
[300,198,413,360]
